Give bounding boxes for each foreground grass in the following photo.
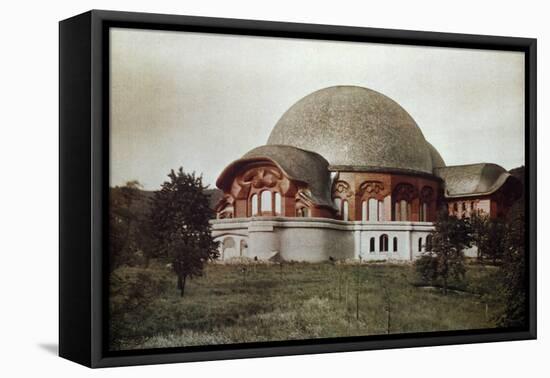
[110,261,504,351]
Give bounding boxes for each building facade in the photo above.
[211,86,521,262]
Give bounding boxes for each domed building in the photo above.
[211,86,521,262]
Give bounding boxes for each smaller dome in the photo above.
[217,145,333,208]
[427,142,446,168]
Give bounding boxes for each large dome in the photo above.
[267,86,438,174]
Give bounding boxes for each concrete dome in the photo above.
[267,86,436,174]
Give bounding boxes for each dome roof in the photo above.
[267,86,437,174]
[217,145,333,207]
[434,163,518,198]
[427,142,446,168]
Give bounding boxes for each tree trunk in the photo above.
[178,274,187,297]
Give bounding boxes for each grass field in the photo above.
[110,260,504,351]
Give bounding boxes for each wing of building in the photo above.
[211,86,522,262]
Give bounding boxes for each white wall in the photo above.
[212,219,433,262]
[1,1,547,377]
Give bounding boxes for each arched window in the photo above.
[395,201,400,221]
[400,199,408,221]
[426,235,433,251]
[296,207,309,217]
[342,200,349,221]
[368,198,378,221]
[393,237,398,252]
[251,194,258,216]
[379,200,385,221]
[380,234,389,252]
[369,237,375,253]
[462,202,466,211]
[261,190,272,213]
[334,198,342,216]
[418,237,423,252]
[222,237,236,260]
[362,201,367,221]
[239,240,248,257]
[274,192,282,215]
[453,203,458,212]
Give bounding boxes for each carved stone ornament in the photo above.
[420,186,434,202]
[333,180,353,197]
[393,183,418,201]
[358,180,384,196]
[238,166,282,189]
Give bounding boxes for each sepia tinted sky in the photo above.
[110,28,525,190]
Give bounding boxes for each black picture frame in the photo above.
[59,9,537,368]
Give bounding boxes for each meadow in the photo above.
[110,260,504,351]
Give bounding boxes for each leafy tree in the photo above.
[151,168,219,297]
[415,211,472,294]
[470,211,506,264]
[109,180,143,271]
[109,269,172,348]
[470,211,489,261]
[498,194,527,327]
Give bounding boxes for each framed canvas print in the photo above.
[59,10,537,368]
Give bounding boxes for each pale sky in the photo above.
[110,28,525,190]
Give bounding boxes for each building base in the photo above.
[211,217,435,262]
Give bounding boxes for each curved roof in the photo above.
[216,145,334,208]
[427,142,446,168]
[267,86,438,174]
[434,163,517,198]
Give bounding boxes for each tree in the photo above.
[151,168,219,297]
[415,211,472,294]
[109,180,143,271]
[470,211,489,261]
[470,211,506,264]
[498,195,527,327]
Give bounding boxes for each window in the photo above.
[426,235,433,251]
[368,198,378,221]
[453,203,458,212]
[222,237,236,260]
[400,199,408,221]
[395,201,400,221]
[380,234,389,252]
[334,198,342,216]
[239,240,248,257]
[369,237,375,253]
[362,201,367,221]
[296,207,309,217]
[418,237,423,252]
[261,190,272,213]
[274,192,282,215]
[462,202,466,211]
[342,200,349,221]
[251,194,258,216]
[420,202,428,221]
[393,237,398,252]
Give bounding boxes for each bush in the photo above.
[415,254,438,285]
[109,267,173,348]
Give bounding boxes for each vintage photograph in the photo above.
[108,27,527,351]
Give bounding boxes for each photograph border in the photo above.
[59,9,537,368]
